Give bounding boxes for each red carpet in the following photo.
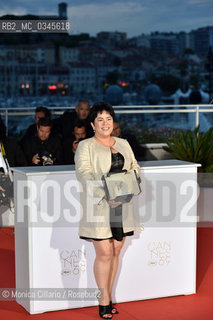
[0,226,213,320]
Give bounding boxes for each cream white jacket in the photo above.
[74,136,140,239]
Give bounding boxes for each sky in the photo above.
[0,0,213,37]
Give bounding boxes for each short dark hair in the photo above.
[35,106,51,119]
[90,102,115,124]
[76,100,90,108]
[37,117,52,128]
[73,119,87,129]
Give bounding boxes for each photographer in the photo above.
[52,99,93,140]
[0,143,13,207]
[23,106,51,141]
[0,133,27,207]
[21,117,63,166]
[112,119,147,161]
[63,120,87,165]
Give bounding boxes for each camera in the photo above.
[0,173,13,206]
[38,151,54,166]
[75,137,86,144]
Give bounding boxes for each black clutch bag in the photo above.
[102,170,141,203]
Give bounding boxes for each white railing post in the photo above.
[5,109,9,136]
[195,105,199,128]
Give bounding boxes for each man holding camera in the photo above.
[22,106,51,141]
[21,117,63,166]
[63,120,87,165]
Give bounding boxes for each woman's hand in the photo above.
[108,199,122,208]
[103,196,121,208]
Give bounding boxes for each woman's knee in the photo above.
[113,243,123,257]
[94,241,113,262]
[98,248,113,262]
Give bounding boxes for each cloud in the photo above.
[187,0,212,4]
[0,6,27,16]
[0,0,58,16]
[68,2,145,20]
[68,2,146,36]
[67,0,213,36]
[0,0,213,37]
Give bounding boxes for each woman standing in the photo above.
[75,102,140,319]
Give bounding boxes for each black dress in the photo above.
[80,152,134,242]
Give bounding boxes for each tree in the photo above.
[113,57,121,67]
[184,48,195,55]
[106,71,119,85]
[155,74,180,95]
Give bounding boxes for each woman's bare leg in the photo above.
[108,238,125,303]
[92,239,113,306]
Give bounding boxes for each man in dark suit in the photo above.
[112,119,146,161]
[52,99,93,140]
[21,117,63,166]
[63,120,87,165]
[23,106,51,139]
